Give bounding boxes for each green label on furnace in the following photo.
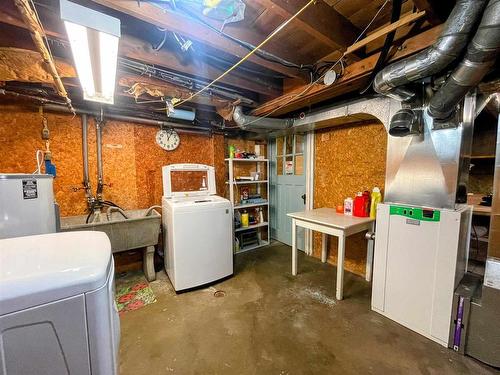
[389,205,440,222]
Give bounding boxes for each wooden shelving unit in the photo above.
[226,158,270,253]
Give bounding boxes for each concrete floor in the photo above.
[119,242,498,375]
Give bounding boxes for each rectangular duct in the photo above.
[384,95,475,209]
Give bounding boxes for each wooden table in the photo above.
[287,208,375,300]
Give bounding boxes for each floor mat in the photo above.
[115,271,157,314]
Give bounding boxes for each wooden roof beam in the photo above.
[252,25,444,116]
[0,5,281,97]
[253,0,362,55]
[89,0,305,79]
[412,0,453,26]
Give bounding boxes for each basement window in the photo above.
[276,134,304,176]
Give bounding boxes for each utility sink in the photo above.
[60,209,161,281]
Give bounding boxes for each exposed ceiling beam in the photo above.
[412,0,452,25]
[345,11,426,56]
[252,25,443,116]
[252,0,362,54]
[0,5,281,97]
[88,0,305,79]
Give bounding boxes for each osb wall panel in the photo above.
[133,125,214,208]
[314,122,387,276]
[212,134,227,197]
[0,105,222,217]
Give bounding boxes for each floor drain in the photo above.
[213,290,226,298]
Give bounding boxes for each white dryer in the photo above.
[0,231,120,375]
[162,164,233,291]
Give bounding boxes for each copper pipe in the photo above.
[13,0,75,114]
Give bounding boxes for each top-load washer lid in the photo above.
[166,195,229,207]
[0,231,112,315]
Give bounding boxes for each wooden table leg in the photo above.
[366,222,375,282]
[292,218,298,275]
[336,234,346,300]
[321,233,328,263]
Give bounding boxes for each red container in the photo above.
[353,191,371,217]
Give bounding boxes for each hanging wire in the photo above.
[172,0,317,108]
[239,0,391,127]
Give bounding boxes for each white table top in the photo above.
[287,208,374,230]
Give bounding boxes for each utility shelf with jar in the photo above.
[226,146,270,253]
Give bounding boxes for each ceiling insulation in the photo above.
[0,47,75,83]
[118,75,238,119]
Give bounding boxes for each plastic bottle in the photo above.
[353,192,365,217]
[370,187,382,219]
[344,197,353,215]
[241,211,249,227]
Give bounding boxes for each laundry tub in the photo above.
[60,208,161,281]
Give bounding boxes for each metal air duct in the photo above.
[388,108,422,137]
[233,106,293,131]
[428,0,500,120]
[373,0,488,101]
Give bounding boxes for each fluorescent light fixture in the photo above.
[60,0,120,104]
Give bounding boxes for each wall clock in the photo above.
[156,129,180,151]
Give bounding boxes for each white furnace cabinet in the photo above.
[372,203,471,346]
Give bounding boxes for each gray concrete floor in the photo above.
[119,242,498,374]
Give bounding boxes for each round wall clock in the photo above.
[156,129,180,151]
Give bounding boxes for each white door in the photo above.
[270,134,306,249]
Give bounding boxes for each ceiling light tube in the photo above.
[60,0,121,105]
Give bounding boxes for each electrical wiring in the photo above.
[170,1,312,72]
[173,0,317,108]
[33,150,44,174]
[359,0,403,94]
[239,0,391,127]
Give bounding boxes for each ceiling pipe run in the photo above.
[428,0,500,120]
[373,0,488,101]
[233,106,293,130]
[43,104,212,135]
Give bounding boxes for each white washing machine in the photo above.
[162,164,233,291]
[0,231,120,375]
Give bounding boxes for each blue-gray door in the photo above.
[270,134,306,249]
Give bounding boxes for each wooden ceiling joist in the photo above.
[252,25,444,116]
[0,5,281,97]
[252,0,361,53]
[89,0,305,79]
[412,0,453,26]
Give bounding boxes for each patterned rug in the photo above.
[115,271,157,314]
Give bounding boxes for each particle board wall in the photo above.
[0,105,225,217]
[313,121,387,276]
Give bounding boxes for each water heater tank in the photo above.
[0,174,57,239]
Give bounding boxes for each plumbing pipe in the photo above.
[233,106,293,130]
[0,89,66,105]
[428,0,500,119]
[373,0,488,101]
[13,0,74,113]
[81,114,94,206]
[43,104,212,134]
[95,119,104,200]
